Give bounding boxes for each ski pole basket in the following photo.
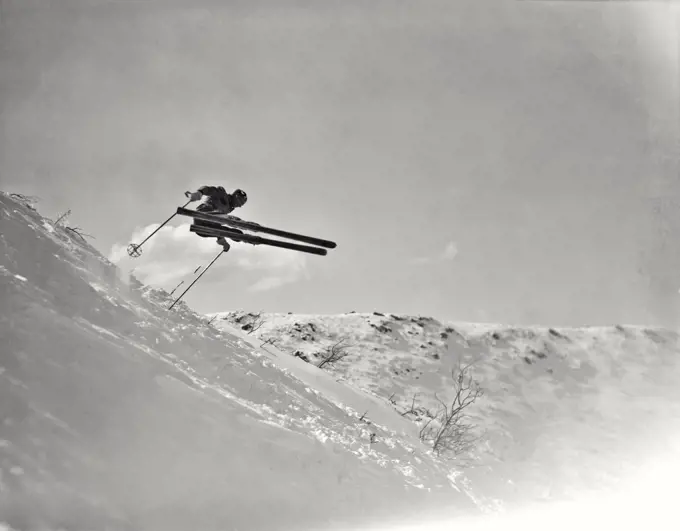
[127,243,143,258]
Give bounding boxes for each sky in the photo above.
[1,0,679,327]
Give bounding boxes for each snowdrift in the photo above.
[0,192,477,531]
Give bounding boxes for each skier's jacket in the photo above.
[197,185,236,215]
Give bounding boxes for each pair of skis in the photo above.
[177,207,336,256]
[127,205,337,259]
[126,204,337,310]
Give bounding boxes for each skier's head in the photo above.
[232,188,247,207]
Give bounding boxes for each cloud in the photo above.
[245,247,309,292]
[411,240,458,265]
[109,222,309,291]
[250,276,291,292]
[442,241,458,260]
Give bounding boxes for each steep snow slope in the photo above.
[212,311,680,506]
[0,192,479,531]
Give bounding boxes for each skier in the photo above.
[184,186,248,252]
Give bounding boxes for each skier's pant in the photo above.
[193,219,244,236]
[192,205,244,244]
[193,218,225,236]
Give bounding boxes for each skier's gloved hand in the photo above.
[185,191,202,202]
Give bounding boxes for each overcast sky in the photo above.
[1,0,678,327]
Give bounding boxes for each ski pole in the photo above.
[127,200,192,258]
[168,249,224,311]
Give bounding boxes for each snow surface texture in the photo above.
[213,311,680,508]
[0,192,480,530]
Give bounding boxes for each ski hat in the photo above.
[233,188,247,205]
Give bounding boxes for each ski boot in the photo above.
[216,236,231,252]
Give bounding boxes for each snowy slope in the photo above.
[211,310,680,506]
[0,192,479,531]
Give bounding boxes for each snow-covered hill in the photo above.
[0,192,479,531]
[3,189,680,531]
[211,310,680,505]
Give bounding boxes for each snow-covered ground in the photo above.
[2,190,680,531]
[0,192,478,530]
[212,310,680,506]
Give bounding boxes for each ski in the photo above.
[177,207,336,250]
[189,224,328,256]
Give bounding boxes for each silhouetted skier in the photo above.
[185,186,248,252]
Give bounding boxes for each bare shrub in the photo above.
[419,362,484,459]
[316,338,351,369]
[9,193,40,210]
[55,209,71,225]
[261,337,279,348]
[51,209,95,242]
[64,226,95,242]
[400,393,427,418]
